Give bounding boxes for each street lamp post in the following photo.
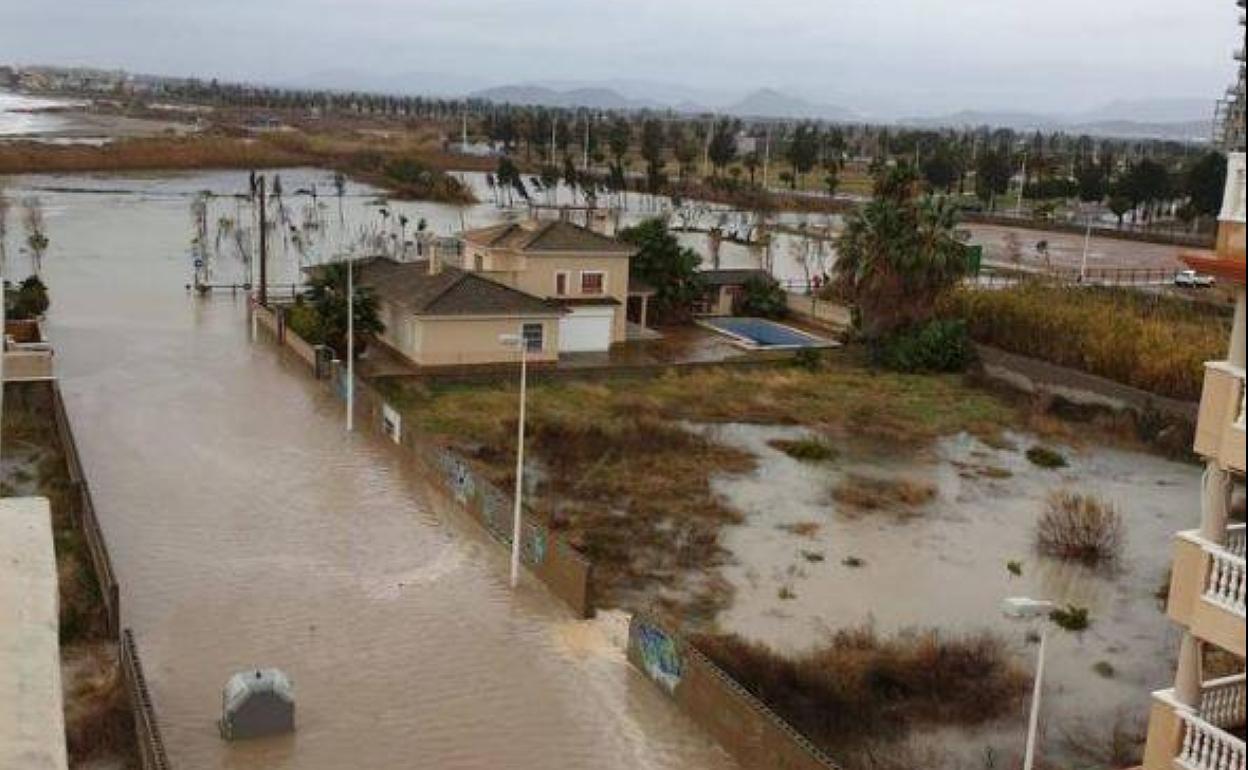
[1002,596,1055,770]
[346,253,354,432]
[499,331,529,588]
[1080,210,1093,283]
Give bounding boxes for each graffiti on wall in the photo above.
[434,448,548,568]
[635,621,682,694]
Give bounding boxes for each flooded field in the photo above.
[698,422,1197,766]
[3,169,737,769]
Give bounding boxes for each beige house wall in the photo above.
[1141,696,1184,770]
[467,248,631,344]
[407,315,560,367]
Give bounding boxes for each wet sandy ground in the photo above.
[14,171,736,769]
[698,423,1197,765]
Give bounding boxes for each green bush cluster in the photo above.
[877,319,975,373]
[5,276,50,320]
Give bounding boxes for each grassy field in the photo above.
[377,351,1040,618]
[941,283,1232,402]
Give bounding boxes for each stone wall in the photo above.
[976,343,1198,421]
[628,613,841,770]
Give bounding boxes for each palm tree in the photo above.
[303,263,385,358]
[833,167,971,341]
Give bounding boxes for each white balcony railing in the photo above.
[1199,673,1247,731]
[1177,709,1246,770]
[1230,524,1247,560]
[1205,543,1248,617]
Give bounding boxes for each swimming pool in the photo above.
[699,317,835,349]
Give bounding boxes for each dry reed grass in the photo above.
[1036,490,1124,564]
[692,625,1030,754]
[942,283,1231,401]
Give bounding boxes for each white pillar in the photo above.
[1174,631,1203,708]
[1229,289,1246,368]
[1200,462,1232,544]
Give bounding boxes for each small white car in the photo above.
[1174,269,1216,288]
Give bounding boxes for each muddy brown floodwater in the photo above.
[13,170,736,769]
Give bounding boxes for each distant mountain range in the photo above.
[282,69,1213,141]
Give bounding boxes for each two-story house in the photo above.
[458,220,640,353]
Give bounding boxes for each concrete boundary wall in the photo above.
[121,629,170,770]
[975,343,1198,421]
[627,613,840,770]
[49,381,121,636]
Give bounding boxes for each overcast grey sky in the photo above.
[2,0,1241,115]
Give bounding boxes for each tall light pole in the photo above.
[345,253,354,432]
[1080,210,1093,283]
[499,331,528,588]
[1014,151,1028,217]
[1002,596,1055,770]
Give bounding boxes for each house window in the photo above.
[473,252,485,271]
[580,271,605,295]
[555,271,569,296]
[521,322,544,353]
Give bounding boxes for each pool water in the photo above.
[700,317,833,349]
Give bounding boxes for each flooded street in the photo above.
[9,170,736,769]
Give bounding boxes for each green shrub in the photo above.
[768,436,838,462]
[1050,604,1091,632]
[1026,445,1068,469]
[876,319,974,373]
[283,301,325,345]
[6,275,50,319]
[793,347,824,371]
[738,274,789,319]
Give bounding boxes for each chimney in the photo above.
[428,244,442,276]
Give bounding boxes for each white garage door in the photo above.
[558,306,614,352]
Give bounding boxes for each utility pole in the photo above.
[461,110,468,153]
[258,176,268,307]
[1015,151,1028,217]
[763,125,771,189]
[582,114,590,172]
[702,119,713,177]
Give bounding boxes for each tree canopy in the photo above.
[618,218,704,324]
[834,166,972,340]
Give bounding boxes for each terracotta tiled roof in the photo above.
[460,220,635,254]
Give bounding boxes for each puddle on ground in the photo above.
[694,422,1198,766]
